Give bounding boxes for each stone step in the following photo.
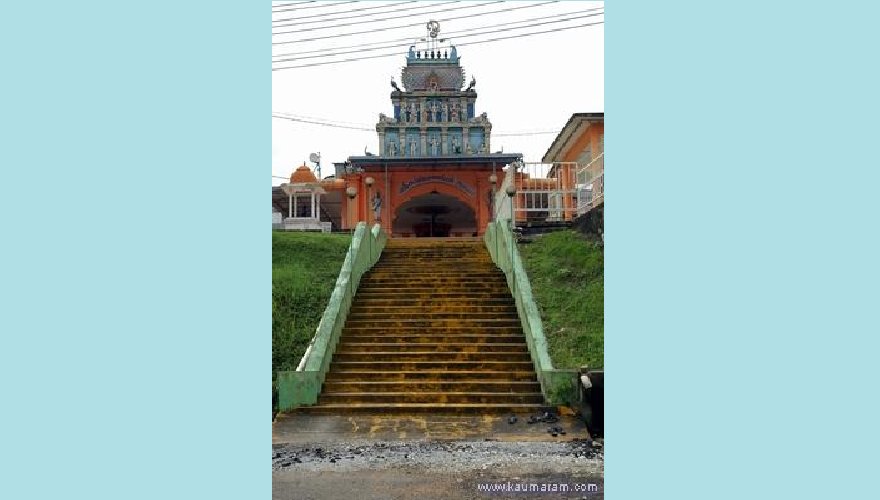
[385,239,483,244]
[363,277,503,283]
[343,319,521,328]
[297,403,544,415]
[354,292,513,300]
[373,258,493,263]
[360,279,507,285]
[348,304,517,314]
[333,351,532,362]
[347,311,520,321]
[385,241,484,245]
[375,252,491,257]
[330,360,534,371]
[336,343,528,353]
[376,256,492,260]
[322,380,542,393]
[372,261,495,266]
[342,326,524,334]
[353,298,514,307]
[355,283,510,298]
[318,392,545,405]
[377,255,489,261]
[366,270,501,278]
[338,334,526,343]
[324,370,539,382]
[356,288,510,296]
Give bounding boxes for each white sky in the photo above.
[272,0,604,186]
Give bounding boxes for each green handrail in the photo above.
[277,222,387,411]
[484,220,578,405]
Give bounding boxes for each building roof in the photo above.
[290,163,318,183]
[542,112,604,163]
[346,153,522,170]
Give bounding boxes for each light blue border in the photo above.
[1,1,268,498]
[608,1,880,498]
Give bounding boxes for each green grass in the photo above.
[272,231,351,379]
[518,231,604,370]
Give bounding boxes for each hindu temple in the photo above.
[272,26,521,237]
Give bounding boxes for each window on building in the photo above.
[576,147,592,165]
[576,147,593,184]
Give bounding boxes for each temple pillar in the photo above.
[440,128,448,155]
[420,129,427,156]
[378,130,386,155]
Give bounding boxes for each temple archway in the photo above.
[393,191,477,237]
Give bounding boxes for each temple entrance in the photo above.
[392,191,477,237]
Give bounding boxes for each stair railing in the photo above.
[277,222,387,411]
[576,152,604,216]
[484,220,580,405]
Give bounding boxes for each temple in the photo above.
[273,26,520,237]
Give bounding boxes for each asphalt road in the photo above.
[272,439,604,500]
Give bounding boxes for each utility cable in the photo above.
[272,1,360,14]
[273,10,602,63]
[273,0,504,35]
[273,111,375,127]
[272,20,602,69]
[273,1,428,24]
[272,114,375,131]
[273,6,602,57]
[272,0,559,44]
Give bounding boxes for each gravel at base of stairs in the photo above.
[272,439,604,475]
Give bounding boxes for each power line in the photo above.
[272,7,602,58]
[272,20,603,70]
[272,1,315,9]
[272,10,603,63]
[272,0,559,44]
[272,0,360,14]
[272,114,375,131]
[273,0,505,35]
[273,1,426,24]
[273,111,375,128]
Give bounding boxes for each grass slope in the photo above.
[272,232,351,378]
[518,231,604,370]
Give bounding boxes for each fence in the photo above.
[494,160,595,224]
[576,152,604,215]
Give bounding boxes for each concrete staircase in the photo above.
[307,237,544,414]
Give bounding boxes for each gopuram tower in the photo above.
[339,21,522,237]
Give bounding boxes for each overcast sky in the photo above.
[272,0,604,186]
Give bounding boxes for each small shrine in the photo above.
[279,163,330,232]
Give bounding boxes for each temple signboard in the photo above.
[399,175,476,198]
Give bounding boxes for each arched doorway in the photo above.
[393,191,477,237]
